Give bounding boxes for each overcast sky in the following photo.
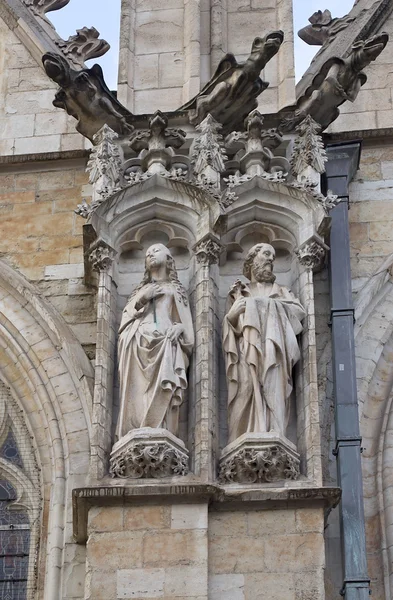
[50,0,355,90]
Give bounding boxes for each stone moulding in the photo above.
[218,432,300,484]
[72,483,341,543]
[109,428,189,479]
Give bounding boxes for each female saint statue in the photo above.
[116,244,194,440]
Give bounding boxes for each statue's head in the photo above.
[145,244,173,273]
[243,243,276,283]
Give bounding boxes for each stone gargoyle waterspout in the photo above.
[42,52,134,140]
[281,32,388,131]
[180,31,284,130]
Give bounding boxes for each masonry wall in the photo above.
[0,157,97,355]
[117,0,296,114]
[85,503,325,600]
[0,15,87,156]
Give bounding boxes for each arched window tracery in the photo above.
[0,383,41,600]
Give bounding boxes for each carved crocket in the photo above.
[180,31,284,131]
[42,53,134,141]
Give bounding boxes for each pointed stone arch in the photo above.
[353,272,393,600]
[0,259,94,600]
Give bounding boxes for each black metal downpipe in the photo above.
[324,142,371,600]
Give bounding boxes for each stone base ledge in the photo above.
[110,428,189,480]
[219,432,300,484]
[73,483,341,543]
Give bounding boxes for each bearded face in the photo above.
[250,244,276,283]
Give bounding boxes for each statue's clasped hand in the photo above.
[136,283,164,308]
[227,297,246,325]
[166,323,185,344]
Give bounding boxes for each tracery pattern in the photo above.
[0,481,30,600]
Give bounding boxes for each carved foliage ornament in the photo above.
[88,241,117,272]
[110,441,189,479]
[87,124,123,209]
[226,110,289,177]
[219,445,300,484]
[290,115,327,177]
[296,240,326,272]
[191,114,227,181]
[24,0,70,17]
[129,110,186,174]
[194,237,222,265]
[55,27,110,67]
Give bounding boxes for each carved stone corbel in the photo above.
[88,240,117,273]
[296,237,328,272]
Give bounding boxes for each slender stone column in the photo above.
[324,142,370,600]
[191,235,221,480]
[88,240,117,480]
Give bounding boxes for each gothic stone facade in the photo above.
[0,1,392,600]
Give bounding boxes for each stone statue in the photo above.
[222,243,305,443]
[116,244,194,440]
[42,52,134,141]
[180,31,284,130]
[281,33,388,131]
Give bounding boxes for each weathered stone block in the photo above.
[135,10,184,55]
[209,574,245,600]
[171,504,208,530]
[87,531,144,570]
[143,529,208,567]
[124,506,170,531]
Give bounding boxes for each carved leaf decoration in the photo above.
[56,27,110,67]
[23,0,70,16]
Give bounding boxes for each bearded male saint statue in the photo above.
[223,243,305,444]
[116,244,194,440]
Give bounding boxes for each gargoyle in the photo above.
[298,9,356,46]
[180,31,284,131]
[281,33,388,132]
[42,52,134,141]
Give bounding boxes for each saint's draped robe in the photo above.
[116,284,194,440]
[223,281,305,443]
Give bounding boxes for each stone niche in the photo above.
[76,117,337,600]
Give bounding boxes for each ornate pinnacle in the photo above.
[86,124,123,209]
[129,111,186,174]
[191,114,227,187]
[55,27,110,67]
[226,109,289,177]
[290,115,327,181]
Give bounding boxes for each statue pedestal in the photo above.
[110,427,189,479]
[219,432,300,484]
